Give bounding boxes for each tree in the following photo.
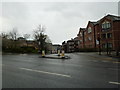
[33,24,50,53]
[7,28,20,49]
[8,28,19,41]
[23,34,30,40]
[1,32,9,39]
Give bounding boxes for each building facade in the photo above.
[97,14,120,51]
[77,28,85,48]
[77,14,120,52]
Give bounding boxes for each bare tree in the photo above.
[23,34,30,40]
[8,28,19,48]
[45,35,52,43]
[33,24,50,53]
[9,28,19,41]
[1,32,9,39]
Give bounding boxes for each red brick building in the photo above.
[77,14,120,52]
[77,28,85,48]
[85,21,97,48]
[96,14,120,51]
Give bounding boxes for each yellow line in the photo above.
[20,68,71,78]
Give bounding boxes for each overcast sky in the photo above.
[1,1,119,44]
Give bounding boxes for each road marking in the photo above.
[20,68,71,78]
[109,81,120,85]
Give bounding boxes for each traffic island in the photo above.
[39,54,71,59]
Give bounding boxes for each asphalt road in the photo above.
[2,53,120,88]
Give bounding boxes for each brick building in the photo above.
[84,21,97,48]
[77,28,85,48]
[77,14,120,52]
[67,39,75,53]
[96,14,120,51]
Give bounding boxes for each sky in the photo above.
[1,0,119,44]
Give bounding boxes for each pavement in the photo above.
[75,52,120,63]
[2,53,120,88]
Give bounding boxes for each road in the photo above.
[2,53,120,88]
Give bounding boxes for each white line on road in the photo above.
[109,81,120,85]
[20,68,72,78]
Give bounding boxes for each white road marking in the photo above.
[20,68,71,78]
[109,81,120,85]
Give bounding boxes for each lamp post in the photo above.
[97,33,101,55]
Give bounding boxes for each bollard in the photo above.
[58,50,60,56]
[42,50,45,57]
[61,50,65,58]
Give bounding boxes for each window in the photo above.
[107,33,112,38]
[80,32,82,37]
[102,21,111,31]
[88,27,92,33]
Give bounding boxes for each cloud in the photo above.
[1,2,118,44]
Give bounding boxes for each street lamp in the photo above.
[97,33,101,55]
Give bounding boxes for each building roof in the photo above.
[106,14,120,21]
[89,21,98,26]
[97,14,120,23]
[80,28,86,31]
[89,14,120,25]
[67,39,74,42]
[77,28,86,36]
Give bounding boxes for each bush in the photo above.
[2,46,38,53]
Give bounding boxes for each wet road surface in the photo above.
[2,53,120,88]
